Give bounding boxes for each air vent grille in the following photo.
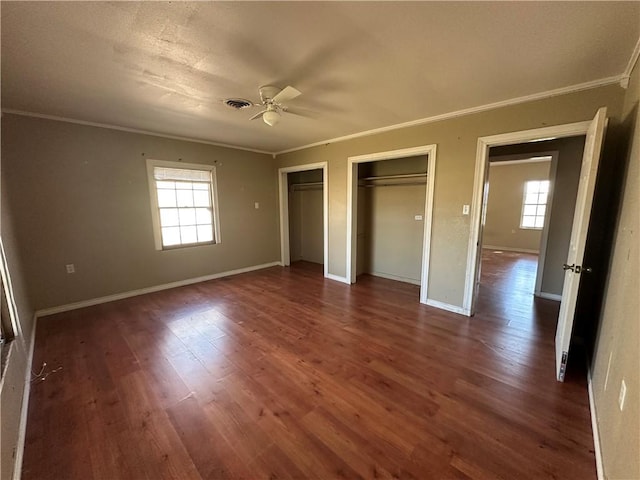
[224,98,253,109]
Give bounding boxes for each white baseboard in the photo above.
[368,271,421,286]
[325,273,351,285]
[588,371,605,480]
[536,292,562,301]
[483,245,540,254]
[13,314,37,480]
[35,261,281,318]
[425,298,471,316]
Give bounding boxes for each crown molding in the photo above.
[620,37,640,89]
[1,72,627,157]
[0,109,273,156]
[275,75,623,156]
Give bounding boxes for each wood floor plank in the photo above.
[23,253,597,479]
[167,395,255,480]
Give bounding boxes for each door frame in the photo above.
[463,121,591,315]
[278,162,328,277]
[346,144,437,304]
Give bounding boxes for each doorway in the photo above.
[288,168,324,266]
[478,154,554,327]
[278,162,328,277]
[346,145,437,304]
[464,108,607,380]
[482,153,558,297]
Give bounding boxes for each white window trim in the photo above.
[519,180,548,230]
[146,159,221,250]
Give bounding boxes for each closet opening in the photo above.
[288,169,324,268]
[355,157,427,287]
[346,145,437,304]
[278,162,328,278]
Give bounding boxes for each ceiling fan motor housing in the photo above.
[259,85,281,103]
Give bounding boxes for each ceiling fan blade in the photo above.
[249,110,267,121]
[283,106,316,119]
[272,85,301,104]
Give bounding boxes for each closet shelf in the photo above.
[359,173,427,181]
[358,172,427,188]
[290,181,323,191]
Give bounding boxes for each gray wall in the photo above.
[357,156,427,284]
[2,115,280,310]
[287,169,324,264]
[484,161,551,252]
[591,60,639,480]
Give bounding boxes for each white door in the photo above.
[555,107,607,382]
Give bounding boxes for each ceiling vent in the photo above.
[224,98,253,109]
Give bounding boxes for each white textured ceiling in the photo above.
[2,2,639,153]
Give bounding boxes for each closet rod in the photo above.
[359,173,427,181]
[360,181,426,188]
[290,181,323,188]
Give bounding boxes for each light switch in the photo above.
[254,202,260,209]
[462,204,470,215]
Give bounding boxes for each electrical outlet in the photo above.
[619,380,627,411]
[414,215,423,221]
[65,264,75,274]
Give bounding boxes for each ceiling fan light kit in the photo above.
[262,109,281,126]
[226,85,301,127]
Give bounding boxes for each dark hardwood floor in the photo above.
[22,254,596,479]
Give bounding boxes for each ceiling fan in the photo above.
[224,85,302,127]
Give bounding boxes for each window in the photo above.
[147,160,220,249]
[520,180,549,229]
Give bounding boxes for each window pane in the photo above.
[197,225,213,242]
[525,193,538,205]
[194,190,210,207]
[534,216,545,228]
[525,181,537,194]
[539,181,549,193]
[195,208,212,224]
[179,208,196,225]
[522,216,535,228]
[537,205,546,216]
[537,192,547,204]
[155,167,210,182]
[523,205,537,216]
[193,182,209,190]
[156,181,175,189]
[177,190,194,207]
[180,226,198,244]
[157,189,176,208]
[175,181,193,190]
[159,208,180,227]
[161,227,181,246]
